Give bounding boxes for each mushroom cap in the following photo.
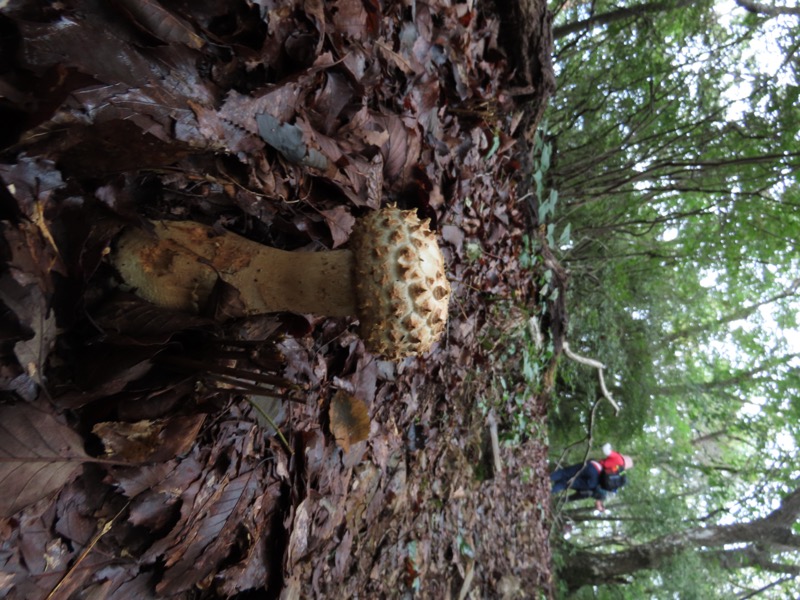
[349,206,451,359]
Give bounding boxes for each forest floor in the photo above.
[0,0,559,597]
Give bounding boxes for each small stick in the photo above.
[487,409,503,476]
[156,355,290,387]
[458,559,476,600]
[246,397,293,454]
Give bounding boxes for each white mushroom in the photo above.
[111,206,450,360]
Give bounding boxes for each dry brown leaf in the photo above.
[330,0,379,40]
[0,403,89,517]
[286,497,312,567]
[309,72,354,134]
[441,225,466,252]
[112,0,205,49]
[329,390,370,453]
[155,470,260,595]
[93,415,205,464]
[320,206,356,248]
[2,282,57,389]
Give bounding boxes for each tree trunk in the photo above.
[559,487,800,591]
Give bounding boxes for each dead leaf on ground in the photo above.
[112,0,206,50]
[2,219,64,292]
[248,394,286,436]
[92,414,205,464]
[92,292,214,343]
[216,481,283,596]
[256,113,329,170]
[286,496,312,568]
[329,390,370,453]
[0,402,89,517]
[320,206,355,248]
[154,470,261,595]
[1,279,56,389]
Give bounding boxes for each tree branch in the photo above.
[562,341,621,414]
[553,0,697,39]
[735,0,800,17]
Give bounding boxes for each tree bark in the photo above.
[559,486,800,591]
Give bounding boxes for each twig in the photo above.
[487,409,503,476]
[562,341,621,414]
[156,355,290,387]
[246,396,293,454]
[47,501,131,600]
[458,559,475,600]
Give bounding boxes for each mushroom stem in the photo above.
[112,206,451,360]
[113,220,356,316]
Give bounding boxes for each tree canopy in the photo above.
[543,0,800,596]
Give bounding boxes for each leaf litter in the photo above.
[0,0,558,597]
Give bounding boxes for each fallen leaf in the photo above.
[2,219,64,291]
[112,0,205,50]
[308,72,354,135]
[112,456,201,499]
[332,528,354,581]
[6,284,56,389]
[0,402,89,517]
[17,16,157,89]
[329,390,370,453]
[0,157,65,224]
[248,395,286,436]
[330,0,380,40]
[320,206,355,248]
[374,113,421,186]
[286,497,312,566]
[154,470,261,595]
[215,481,282,596]
[204,277,248,321]
[92,414,205,464]
[92,292,213,343]
[256,113,329,170]
[442,225,465,252]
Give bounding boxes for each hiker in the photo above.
[550,443,633,512]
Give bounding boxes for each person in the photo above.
[550,443,633,512]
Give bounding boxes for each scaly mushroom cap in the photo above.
[349,206,451,359]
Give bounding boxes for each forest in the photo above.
[545,0,800,597]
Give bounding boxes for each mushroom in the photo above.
[111,206,451,360]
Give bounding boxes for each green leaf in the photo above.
[559,222,571,247]
[540,143,551,173]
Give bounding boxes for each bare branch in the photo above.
[563,341,621,414]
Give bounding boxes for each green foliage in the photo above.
[478,321,553,446]
[650,552,728,600]
[478,307,553,447]
[478,125,570,446]
[545,0,800,594]
[531,126,572,250]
